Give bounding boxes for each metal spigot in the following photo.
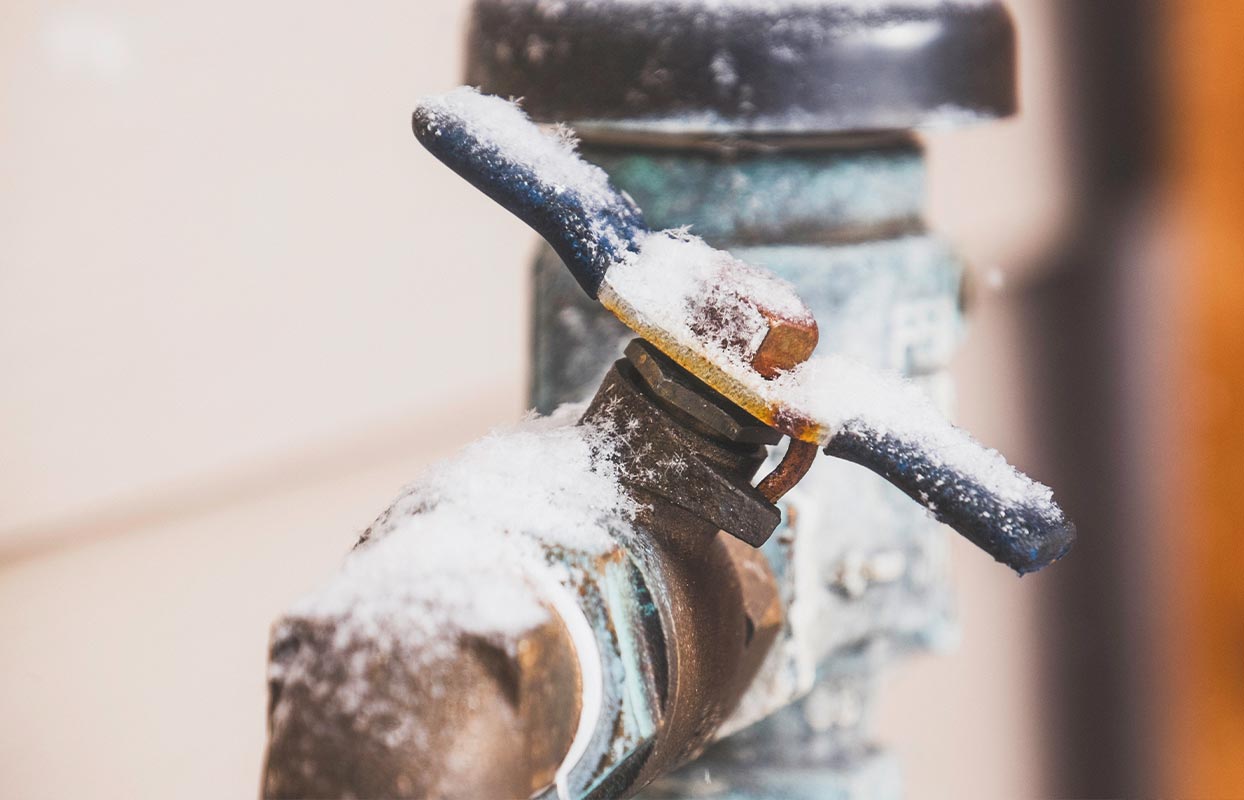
[262,82,1074,799]
[264,339,789,798]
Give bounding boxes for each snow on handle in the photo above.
[753,355,1073,574]
[826,421,1076,575]
[601,228,816,372]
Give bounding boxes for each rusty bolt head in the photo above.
[752,309,819,379]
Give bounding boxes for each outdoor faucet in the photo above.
[261,73,1073,799]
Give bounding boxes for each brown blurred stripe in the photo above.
[1172,1,1244,795]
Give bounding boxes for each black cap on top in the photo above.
[464,0,1017,137]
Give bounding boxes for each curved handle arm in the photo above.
[413,87,647,297]
[824,421,1075,575]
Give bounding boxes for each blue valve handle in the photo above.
[412,90,1074,575]
[412,101,647,298]
[825,425,1075,575]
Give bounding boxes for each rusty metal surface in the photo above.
[757,439,819,505]
[595,354,781,549]
[263,603,582,799]
[752,314,820,380]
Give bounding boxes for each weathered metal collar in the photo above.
[465,0,1017,137]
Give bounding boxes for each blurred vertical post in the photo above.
[1020,1,1166,796]
[1172,1,1244,795]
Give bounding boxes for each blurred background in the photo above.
[1,1,1240,798]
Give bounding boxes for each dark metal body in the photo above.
[466,0,1016,136]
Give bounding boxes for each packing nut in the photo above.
[625,339,781,446]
